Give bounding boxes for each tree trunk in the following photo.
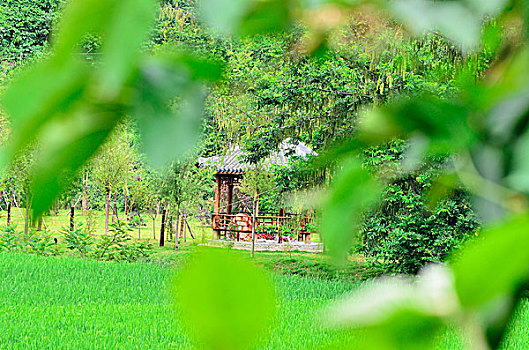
[174,205,179,252]
[180,207,186,241]
[82,171,88,215]
[70,199,75,232]
[24,193,30,236]
[124,179,128,217]
[6,196,11,226]
[37,217,43,231]
[137,210,141,240]
[166,204,172,241]
[152,216,156,240]
[175,205,180,240]
[105,189,110,235]
[159,206,166,247]
[112,190,118,223]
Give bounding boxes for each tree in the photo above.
[90,127,132,234]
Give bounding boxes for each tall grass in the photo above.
[2,252,528,349]
[0,253,355,349]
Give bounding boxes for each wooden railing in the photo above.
[212,212,314,240]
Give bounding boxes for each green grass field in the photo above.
[2,251,529,349]
[0,252,358,349]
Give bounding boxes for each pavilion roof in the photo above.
[197,139,317,175]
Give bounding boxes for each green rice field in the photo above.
[1,252,529,349]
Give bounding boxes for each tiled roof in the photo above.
[198,139,317,174]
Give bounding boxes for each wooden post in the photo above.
[213,174,221,240]
[226,181,234,215]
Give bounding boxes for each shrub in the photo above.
[361,143,480,274]
[362,188,479,274]
[62,224,93,258]
[22,230,58,256]
[0,225,20,251]
[94,220,152,262]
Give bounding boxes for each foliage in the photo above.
[0,225,19,251]
[0,0,64,59]
[176,249,276,350]
[360,143,480,273]
[62,223,92,257]
[4,0,529,349]
[94,220,152,262]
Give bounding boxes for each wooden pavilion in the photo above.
[198,139,316,242]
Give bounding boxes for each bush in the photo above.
[94,220,152,262]
[362,187,479,274]
[20,230,58,256]
[0,225,20,251]
[361,143,480,274]
[62,224,93,258]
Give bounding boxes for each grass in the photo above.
[2,251,529,348]
[0,252,358,349]
[0,208,324,245]
[0,208,211,243]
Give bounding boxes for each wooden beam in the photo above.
[213,174,221,239]
[226,183,234,215]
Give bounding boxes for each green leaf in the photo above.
[321,157,382,262]
[30,105,123,219]
[54,0,117,55]
[388,0,482,51]
[199,0,252,35]
[97,0,157,98]
[452,215,529,309]
[1,58,89,156]
[239,0,291,36]
[200,0,291,36]
[359,95,477,155]
[323,265,456,349]
[132,59,207,167]
[174,249,276,350]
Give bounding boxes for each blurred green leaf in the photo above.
[199,0,252,35]
[321,157,382,262]
[200,0,291,36]
[54,0,112,53]
[359,95,477,155]
[30,105,123,219]
[132,55,223,167]
[239,0,291,36]
[452,215,529,309]
[175,249,276,350]
[388,0,483,50]
[324,265,456,349]
[506,131,529,192]
[1,58,89,156]
[97,0,156,98]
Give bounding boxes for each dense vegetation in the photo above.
[3,0,529,349]
[0,0,485,273]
